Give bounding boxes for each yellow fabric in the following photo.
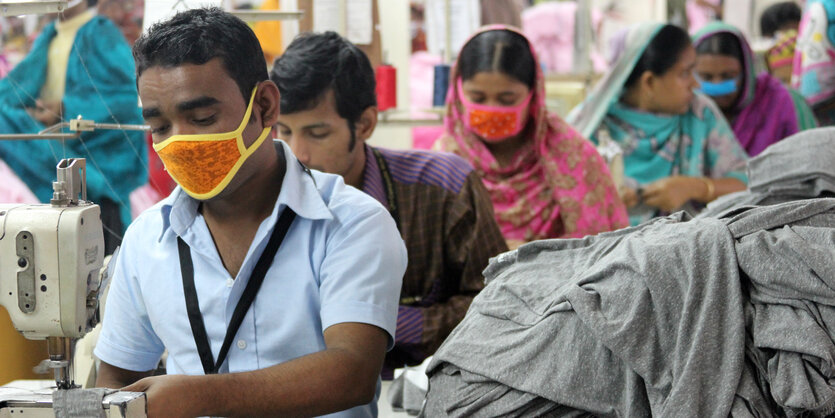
[0,307,48,385]
[766,29,798,69]
[154,88,271,200]
[254,0,282,63]
[40,9,95,103]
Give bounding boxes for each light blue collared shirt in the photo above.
[94,140,406,417]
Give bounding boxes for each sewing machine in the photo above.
[0,159,146,417]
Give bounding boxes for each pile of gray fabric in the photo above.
[421,199,835,417]
[700,128,835,218]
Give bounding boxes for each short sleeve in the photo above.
[93,231,165,371]
[318,205,407,350]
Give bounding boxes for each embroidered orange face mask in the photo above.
[153,88,271,200]
[456,79,533,143]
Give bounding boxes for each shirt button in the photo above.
[226,278,234,288]
[237,340,247,350]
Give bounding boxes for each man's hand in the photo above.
[110,322,388,417]
[26,100,63,126]
[642,176,703,212]
[123,374,203,418]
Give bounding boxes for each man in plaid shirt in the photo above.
[271,31,508,377]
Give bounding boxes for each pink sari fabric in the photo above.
[0,159,38,204]
[439,25,628,242]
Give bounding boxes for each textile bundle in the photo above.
[422,129,835,417]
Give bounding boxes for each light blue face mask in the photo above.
[697,77,740,97]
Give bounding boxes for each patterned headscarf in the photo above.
[694,22,816,157]
[767,29,798,71]
[793,0,835,107]
[439,25,627,242]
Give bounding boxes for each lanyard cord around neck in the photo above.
[177,207,297,374]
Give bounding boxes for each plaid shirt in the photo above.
[362,145,508,374]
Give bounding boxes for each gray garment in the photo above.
[425,212,745,417]
[701,128,835,218]
[730,201,835,416]
[423,199,835,417]
[53,388,110,418]
[388,372,426,415]
[421,365,587,418]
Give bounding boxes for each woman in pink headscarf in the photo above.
[438,26,627,248]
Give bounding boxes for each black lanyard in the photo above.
[177,208,297,375]
[371,148,400,230]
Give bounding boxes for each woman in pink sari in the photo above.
[438,25,627,248]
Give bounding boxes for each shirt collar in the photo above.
[159,140,333,240]
[361,144,388,209]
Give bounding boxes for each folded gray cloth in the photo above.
[388,359,430,416]
[53,388,110,418]
[423,199,835,417]
[702,128,835,217]
[421,365,587,418]
[731,200,835,416]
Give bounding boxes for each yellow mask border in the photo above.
[182,125,271,200]
[152,87,259,152]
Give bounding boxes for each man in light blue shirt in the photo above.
[93,8,406,417]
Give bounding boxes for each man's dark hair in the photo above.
[760,2,802,37]
[270,31,376,150]
[133,7,267,101]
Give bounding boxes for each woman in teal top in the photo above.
[568,23,749,225]
[0,0,146,252]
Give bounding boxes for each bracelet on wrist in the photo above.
[700,177,715,202]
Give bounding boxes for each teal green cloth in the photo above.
[0,16,146,231]
[568,23,664,140]
[599,95,749,225]
[790,88,819,131]
[568,23,748,225]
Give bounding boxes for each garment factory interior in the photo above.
[0,0,833,416]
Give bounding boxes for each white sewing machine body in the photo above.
[0,159,146,417]
[0,202,102,339]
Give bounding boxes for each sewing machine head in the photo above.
[0,158,106,389]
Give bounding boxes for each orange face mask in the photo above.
[153,88,271,200]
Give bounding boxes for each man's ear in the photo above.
[257,80,281,128]
[354,106,378,143]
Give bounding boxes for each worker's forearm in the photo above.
[96,376,129,390]
[191,347,379,417]
[95,362,153,389]
[712,178,746,199]
[693,177,746,203]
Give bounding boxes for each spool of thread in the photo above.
[376,64,397,112]
[432,64,451,107]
